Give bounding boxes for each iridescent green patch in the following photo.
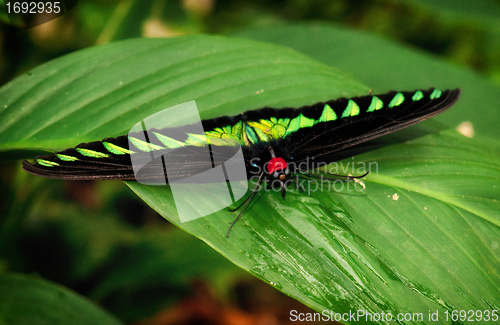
[366,96,384,112]
[37,159,59,167]
[388,92,404,108]
[205,121,246,146]
[318,104,337,122]
[252,126,269,143]
[75,148,110,158]
[56,154,79,161]
[206,137,240,146]
[342,99,360,117]
[285,113,315,136]
[185,133,207,147]
[247,120,272,134]
[230,121,244,139]
[129,137,164,152]
[205,131,243,145]
[430,89,442,99]
[270,119,290,138]
[244,125,260,145]
[247,118,290,140]
[103,141,135,155]
[205,128,228,139]
[298,114,315,128]
[221,125,233,135]
[412,91,424,102]
[204,127,225,137]
[153,133,185,149]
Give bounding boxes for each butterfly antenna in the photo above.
[226,172,264,238]
[327,170,369,180]
[299,169,369,180]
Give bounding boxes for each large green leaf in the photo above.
[126,129,500,321]
[0,273,123,325]
[0,35,367,152]
[1,32,498,324]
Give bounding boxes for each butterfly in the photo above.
[22,88,461,236]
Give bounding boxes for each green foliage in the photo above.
[0,36,367,152]
[1,1,499,323]
[0,273,123,325]
[127,125,500,317]
[0,32,498,324]
[0,167,244,322]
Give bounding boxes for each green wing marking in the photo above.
[36,159,60,167]
[243,124,260,145]
[75,148,110,158]
[342,99,360,117]
[412,91,424,101]
[284,114,315,137]
[56,154,79,161]
[185,133,209,147]
[367,96,384,112]
[205,122,247,145]
[152,132,185,149]
[247,117,290,140]
[103,141,135,154]
[430,89,442,99]
[388,92,405,108]
[129,137,164,152]
[318,104,337,122]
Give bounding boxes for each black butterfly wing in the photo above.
[22,130,245,182]
[23,88,460,180]
[23,135,134,180]
[284,88,461,165]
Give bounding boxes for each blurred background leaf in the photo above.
[0,273,123,325]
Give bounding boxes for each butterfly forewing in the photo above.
[285,88,461,163]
